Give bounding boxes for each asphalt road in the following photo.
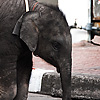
[28,93,61,100]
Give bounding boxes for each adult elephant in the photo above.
[0,0,72,100]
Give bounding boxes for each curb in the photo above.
[41,72,100,100]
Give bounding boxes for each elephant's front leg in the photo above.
[14,50,32,100]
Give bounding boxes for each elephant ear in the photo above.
[13,12,39,52]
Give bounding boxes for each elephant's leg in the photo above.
[0,78,17,100]
[14,50,32,100]
[0,56,17,100]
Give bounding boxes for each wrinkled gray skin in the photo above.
[0,0,72,100]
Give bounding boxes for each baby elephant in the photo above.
[0,5,72,100]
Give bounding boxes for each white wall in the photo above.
[58,0,89,27]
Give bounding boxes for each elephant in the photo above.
[0,0,72,100]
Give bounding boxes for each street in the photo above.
[28,93,61,100]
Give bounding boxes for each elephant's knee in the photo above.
[0,84,17,100]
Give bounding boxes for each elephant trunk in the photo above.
[58,58,72,100]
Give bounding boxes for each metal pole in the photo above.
[86,0,93,41]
